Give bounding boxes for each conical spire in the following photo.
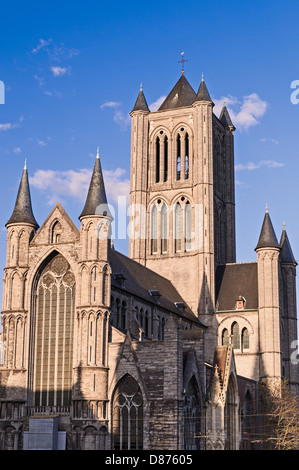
[158,74,196,111]
[6,161,39,229]
[194,74,213,104]
[280,223,297,264]
[219,101,235,129]
[255,207,280,251]
[79,148,112,220]
[130,84,150,113]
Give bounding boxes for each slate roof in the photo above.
[255,211,280,250]
[131,87,150,113]
[280,228,297,264]
[6,165,39,229]
[79,152,111,220]
[219,104,235,129]
[109,248,206,327]
[158,74,196,111]
[194,77,213,103]
[215,262,258,311]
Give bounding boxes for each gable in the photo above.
[30,202,80,246]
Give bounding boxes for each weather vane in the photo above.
[178,52,188,75]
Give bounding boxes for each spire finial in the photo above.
[178,52,188,75]
[266,203,268,213]
[24,158,27,170]
[96,147,100,159]
[283,220,286,231]
[140,83,143,91]
[201,72,204,82]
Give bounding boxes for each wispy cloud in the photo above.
[30,167,130,206]
[214,93,267,131]
[13,147,22,154]
[100,101,130,129]
[235,160,284,171]
[32,38,52,54]
[0,123,17,132]
[149,95,166,111]
[50,66,71,77]
[260,137,279,145]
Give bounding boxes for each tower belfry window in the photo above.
[176,135,181,180]
[175,202,182,252]
[185,133,189,179]
[184,201,191,251]
[164,136,168,182]
[151,205,158,254]
[155,137,160,183]
[161,204,168,253]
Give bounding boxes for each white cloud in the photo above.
[235,160,284,171]
[149,95,167,111]
[260,138,279,145]
[50,66,71,77]
[100,101,121,109]
[32,38,52,54]
[0,123,16,132]
[30,167,130,206]
[37,140,47,147]
[214,93,267,131]
[100,101,130,129]
[13,147,22,154]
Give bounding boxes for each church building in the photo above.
[0,69,298,450]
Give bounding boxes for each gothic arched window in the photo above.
[112,375,143,450]
[185,133,189,179]
[232,322,240,350]
[164,136,168,182]
[155,137,160,183]
[151,205,158,254]
[242,328,249,351]
[161,203,168,253]
[174,202,182,252]
[184,201,191,251]
[184,376,202,450]
[32,253,75,408]
[176,134,181,180]
[222,328,229,346]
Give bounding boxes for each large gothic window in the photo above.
[33,253,75,408]
[184,201,191,251]
[151,205,158,254]
[161,203,168,253]
[155,137,160,183]
[112,375,143,450]
[164,136,168,182]
[174,202,182,252]
[184,376,202,450]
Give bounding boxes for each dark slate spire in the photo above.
[6,161,39,229]
[280,223,297,264]
[158,74,196,111]
[79,148,112,220]
[130,84,150,113]
[194,74,213,104]
[219,101,235,129]
[255,206,280,251]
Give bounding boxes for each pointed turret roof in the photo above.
[6,161,39,229]
[255,207,280,251]
[194,74,213,104]
[219,102,235,129]
[158,74,196,111]
[130,84,150,113]
[79,148,111,220]
[280,224,297,264]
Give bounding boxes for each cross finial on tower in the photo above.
[178,52,188,75]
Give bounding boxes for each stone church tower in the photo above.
[129,72,236,360]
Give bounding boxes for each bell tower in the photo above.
[129,70,236,337]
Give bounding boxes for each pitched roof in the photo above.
[6,164,39,229]
[194,77,213,103]
[158,74,196,111]
[79,150,111,220]
[109,249,206,327]
[280,227,297,264]
[219,104,235,129]
[215,262,258,311]
[255,210,280,250]
[130,86,150,113]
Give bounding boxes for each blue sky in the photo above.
[1,0,299,298]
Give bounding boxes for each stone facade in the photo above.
[0,72,298,450]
